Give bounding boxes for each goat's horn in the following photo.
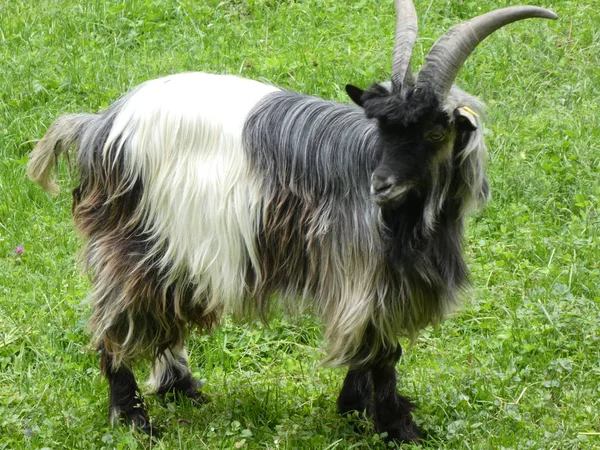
[391,0,418,92]
[416,6,557,98]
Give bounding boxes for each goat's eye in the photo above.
[428,130,446,141]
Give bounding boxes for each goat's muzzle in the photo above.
[371,174,410,206]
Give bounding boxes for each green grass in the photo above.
[1,0,598,448]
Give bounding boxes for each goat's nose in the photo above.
[370,174,395,195]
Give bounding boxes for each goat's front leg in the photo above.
[337,369,373,418]
[371,346,421,443]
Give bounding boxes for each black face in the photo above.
[346,83,476,207]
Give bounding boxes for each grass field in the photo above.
[1,0,599,448]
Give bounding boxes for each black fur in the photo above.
[371,357,421,443]
[155,359,207,405]
[337,347,422,443]
[99,344,157,436]
[337,369,373,419]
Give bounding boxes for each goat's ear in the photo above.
[454,106,478,131]
[345,84,365,106]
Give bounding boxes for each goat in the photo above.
[28,1,557,443]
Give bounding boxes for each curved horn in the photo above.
[416,6,557,98]
[391,0,418,92]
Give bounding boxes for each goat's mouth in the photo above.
[371,183,411,206]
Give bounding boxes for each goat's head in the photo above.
[347,1,557,208]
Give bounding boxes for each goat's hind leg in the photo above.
[149,344,207,405]
[99,343,158,436]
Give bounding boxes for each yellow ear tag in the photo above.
[461,105,479,117]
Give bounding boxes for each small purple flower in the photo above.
[23,419,33,438]
[14,245,24,255]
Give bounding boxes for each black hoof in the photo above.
[186,389,210,406]
[112,405,160,438]
[158,375,209,406]
[338,399,373,417]
[131,411,161,439]
[161,389,210,407]
[381,420,422,444]
[374,395,422,444]
[338,405,373,433]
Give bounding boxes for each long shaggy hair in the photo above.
[244,86,488,366]
[28,72,488,368]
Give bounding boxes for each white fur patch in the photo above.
[147,345,189,392]
[104,73,279,316]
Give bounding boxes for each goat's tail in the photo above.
[27,113,96,195]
